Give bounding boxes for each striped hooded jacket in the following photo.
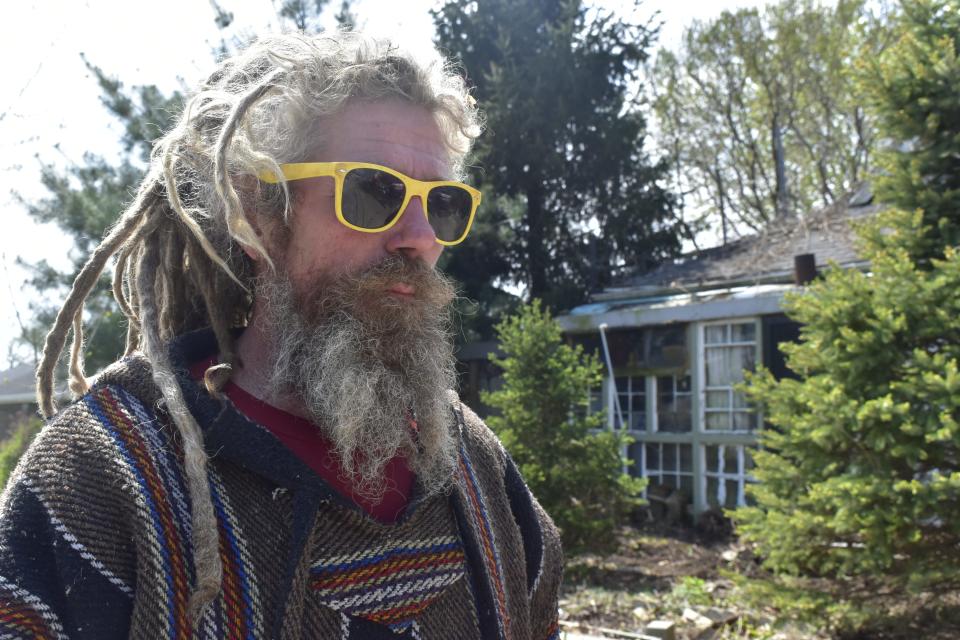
[0,330,563,639]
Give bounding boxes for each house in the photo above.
[556,185,878,517]
[454,339,504,415]
[0,362,42,440]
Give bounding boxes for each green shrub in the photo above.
[733,1,960,632]
[0,416,42,489]
[482,300,644,553]
[669,576,712,608]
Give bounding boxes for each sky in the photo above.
[0,0,765,366]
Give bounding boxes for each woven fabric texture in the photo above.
[0,330,563,639]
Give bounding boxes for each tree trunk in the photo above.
[772,110,789,218]
[525,184,548,299]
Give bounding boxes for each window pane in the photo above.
[646,443,660,470]
[631,393,645,413]
[679,475,693,497]
[724,445,740,474]
[703,348,726,385]
[704,325,727,344]
[679,445,692,472]
[657,376,692,433]
[706,477,720,507]
[733,411,756,431]
[659,402,692,432]
[731,322,756,343]
[733,391,751,409]
[657,376,673,395]
[630,412,646,431]
[614,377,628,393]
[706,390,729,408]
[704,349,724,386]
[627,443,644,474]
[676,374,692,393]
[589,388,603,414]
[725,480,741,508]
[662,443,677,470]
[705,445,720,473]
[673,396,692,431]
[706,412,731,430]
[736,346,756,373]
[658,413,676,432]
[706,346,753,386]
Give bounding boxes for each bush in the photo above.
[733,1,960,631]
[482,300,644,553]
[0,416,42,489]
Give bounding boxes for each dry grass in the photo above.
[558,524,960,640]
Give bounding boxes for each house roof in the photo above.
[595,184,878,302]
[0,362,39,405]
[558,185,879,333]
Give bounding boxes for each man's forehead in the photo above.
[316,101,454,179]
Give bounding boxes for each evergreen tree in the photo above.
[433,0,680,315]
[278,0,332,32]
[734,0,960,631]
[15,63,183,371]
[15,1,348,371]
[483,301,643,552]
[864,0,960,263]
[333,0,358,29]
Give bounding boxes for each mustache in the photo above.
[301,254,457,322]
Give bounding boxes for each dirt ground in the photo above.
[558,523,960,640]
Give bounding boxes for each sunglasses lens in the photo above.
[427,186,474,242]
[341,168,406,229]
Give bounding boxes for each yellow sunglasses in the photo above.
[259,161,482,246]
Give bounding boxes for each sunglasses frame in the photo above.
[259,161,482,246]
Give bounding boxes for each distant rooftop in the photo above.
[596,184,878,301]
[0,363,38,404]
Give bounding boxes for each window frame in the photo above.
[701,443,755,509]
[629,441,695,498]
[698,319,760,434]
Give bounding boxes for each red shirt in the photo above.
[190,359,413,523]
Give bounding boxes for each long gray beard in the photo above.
[259,256,459,502]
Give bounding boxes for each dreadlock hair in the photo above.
[35,30,481,623]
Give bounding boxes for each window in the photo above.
[633,442,694,496]
[588,386,603,416]
[602,329,645,369]
[574,385,603,422]
[656,373,692,432]
[613,376,645,430]
[576,324,688,371]
[703,444,755,509]
[703,321,758,431]
[648,325,688,369]
[763,314,803,381]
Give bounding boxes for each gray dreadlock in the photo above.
[35,31,481,622]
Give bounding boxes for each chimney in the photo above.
[794,253,817,285]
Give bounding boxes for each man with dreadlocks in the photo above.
[0,32,562,639]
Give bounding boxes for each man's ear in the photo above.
[240,219,267,262]
[232,175,278,263]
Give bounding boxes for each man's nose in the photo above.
[384,196,437,257]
